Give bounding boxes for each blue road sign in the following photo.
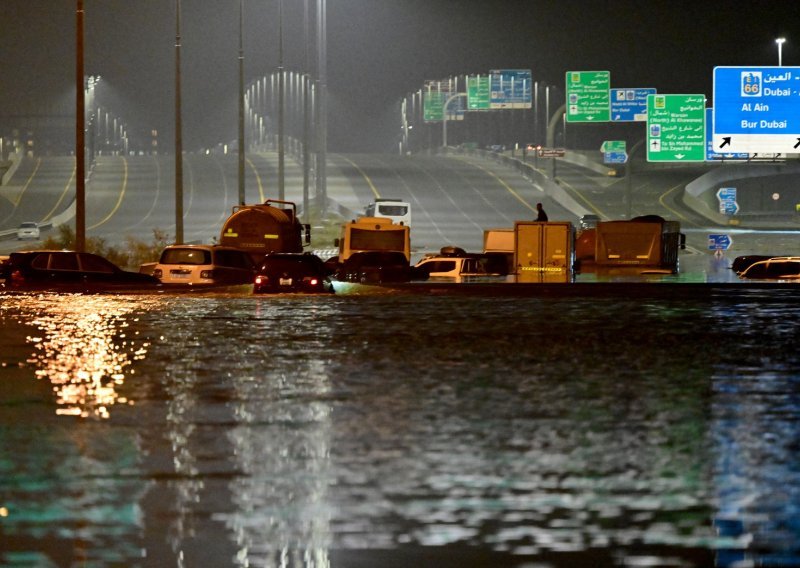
[610,88,655,122]
[708,234,733,251]
[490,69,532,109]
[706,108,750,161]
[716,187,739,215]
[603,151,628,164]
[713,66,800,154]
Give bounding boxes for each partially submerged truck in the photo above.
[218,199,310,263]
[331,216,415,283]
[576,215,685,272]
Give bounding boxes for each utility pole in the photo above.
[302,0,311,222]
[237,0,245,205]
[277,0,285,200]
[75,0,86,252]
[174,0,184,244]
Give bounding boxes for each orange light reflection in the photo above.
[12,295,159,419]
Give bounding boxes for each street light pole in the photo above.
[278,0,285,201]
[238,0,245,205]
[442,93,466,148]
[174,0,184,244]
[776,37,786,66]
[75,0,86,253]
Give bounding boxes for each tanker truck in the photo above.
[218,199,310,262]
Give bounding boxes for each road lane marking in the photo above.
[337,155,381,199]
[554,176,608,218]
[89,156,128,230]
[658,181,698,226]
[246,157,266,202]
[457,158,536,214]
[40,160,76,223]
[13,157,42,207]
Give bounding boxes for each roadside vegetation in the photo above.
[33,205,345,271]
[40,225,170,271]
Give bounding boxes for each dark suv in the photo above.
[335,251,415,284]
[1,250,160,291]
[254,253,334,294]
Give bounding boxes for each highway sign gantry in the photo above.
[566,71,610,122]
[646,94,706,162]
[713,66,800,154]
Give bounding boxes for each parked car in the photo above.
[1,250,160,291]
[335,251,417,284]
[152,245,255,286]
[16,222,40,240]
[254,253,334,294]
[738,257,800,280]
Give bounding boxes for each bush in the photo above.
[40,225,171,271]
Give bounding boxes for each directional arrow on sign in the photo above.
[675,154,685,160]
[719,137,731,148]
[794,138,800,149]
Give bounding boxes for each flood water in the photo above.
[1,286,799,567]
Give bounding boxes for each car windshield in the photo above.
[377,204,408,216]
[160,248,212,265]
[20,222,37,228]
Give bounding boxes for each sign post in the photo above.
[646,94,706,162]
[566,71,610,122]
[716,187,739,215]
[601,140,627,164]
[708,234,733,251]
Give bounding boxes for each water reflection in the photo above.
[0,293,159,418]
[710,295,800,567]
[1,290,799,566]
[143,298,334,567]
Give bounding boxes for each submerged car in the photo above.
[414,247,510,281]
[254,253,334,294]
[153,245,256,286]
[1,250,160,291]
[738,257,800,280]
[335,251,417,284]
[16,222,40,240]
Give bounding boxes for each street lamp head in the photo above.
[775,37,787,66]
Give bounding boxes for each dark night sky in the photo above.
[0,1,794,152]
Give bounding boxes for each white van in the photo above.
[364,199,411,226]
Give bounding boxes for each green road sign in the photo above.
[646,94,706,162]
[424,84,446,122]
[566,71,610,122]
[467,75,490,110]
[601,140,626,153]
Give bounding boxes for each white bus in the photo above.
[364,199,411,226]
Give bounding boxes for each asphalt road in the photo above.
[2,151,799,274]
